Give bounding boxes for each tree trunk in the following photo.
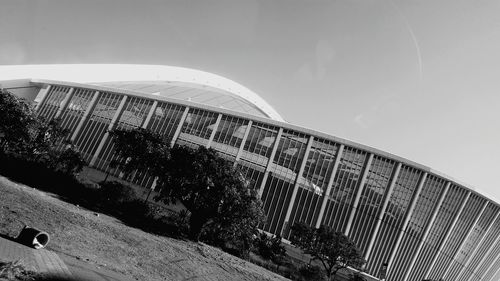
[188,214,206,242]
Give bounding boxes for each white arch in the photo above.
[0,64,284,121]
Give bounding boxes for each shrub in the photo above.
[0,260,37,281]
[97,181,137,208]
[297,264,325,281]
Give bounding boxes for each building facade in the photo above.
[2,65,500,281]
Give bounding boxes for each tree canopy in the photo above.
[110,128,265,246]
[0,89,84,175]
[290,222,365,281]
[109,128,170,178]
[154,145,265,242]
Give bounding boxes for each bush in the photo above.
[298,264,325,281]
[0,260,37,281]
[97,181,137,208]
[254,232,286,264]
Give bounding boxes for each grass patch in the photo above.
[0,176,287,281]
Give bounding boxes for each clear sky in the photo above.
[1,0,500,201]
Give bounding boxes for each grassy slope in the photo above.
[0,176,287,281]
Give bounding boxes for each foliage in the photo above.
[98,181,138,208]
[254,232,287,265]
[201,187,265,258]
[290,222,365,281]
[0,89,38,155]
[46,144,85,175]
[0,260,37,281]
[0,90,83,176]
[154,145,265,242]
[298,264,325,281]
[109,128,170,178]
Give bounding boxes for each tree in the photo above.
[109,128,170,180]
[0,89,38,154]
[201,185,265,257]
[155,145,265,242]
[290,222,366,281]
[0,90,82,175]
[47,143,85,175]
[255,232,287,266]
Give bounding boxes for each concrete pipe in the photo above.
[17,226,50,249]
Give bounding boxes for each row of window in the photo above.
[35,84,500,281]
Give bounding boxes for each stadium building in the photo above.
[2,64,500,281]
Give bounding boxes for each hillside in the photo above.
[0,176,288,281]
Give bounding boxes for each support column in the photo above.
[423,191,471,280]
[257,128,283,198]
[315,144,345,228]
[386,172,428,271]
[206,113,222,148]
[170,106,190,147]
[456,209,500,281]
[70,91,100,142]
[54,87,74,119]
[234,120,253,165]
[402,182,451,281]
[442,200,489,279]
[344,153,374,236]
[141,101,158,129]
[364,162,402,261]
[89,95,128,167]
[282,135,314,233]
[34,84,52,111]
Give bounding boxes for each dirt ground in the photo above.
[0,176,288,281]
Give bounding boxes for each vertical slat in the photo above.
[70,91,100,143]
[257,128,283,197]
[315,144,345,228]
[170,106,190,147]
[386,172,428,272]
[363,162,402,261]
[344,153,374,236]
[206,113,222,148]
[456,209,500,281]
[89,95,128,166]
[423,191,472,280]
[54,87,74,119]
[234,120,253,164]
[141,101,158,129]
[442,200,489,279]
[282,135,314,232]
[34,84,52,111]
[402,182,450,281]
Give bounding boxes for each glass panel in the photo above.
[210,115,248,159]
[57,88,95,145]
[177,108,218,147]
[261,130,308,235]
[321,147,368,233]
[36,85,70,121]
[365,165,421,276]
[73,92,122,162]
[388,175,446,281]
[240,122,279,167]
[408,184,467,281]
[94,97,154,171]
[427,194,485,280]
[350,156,395,255]
[285,138,339,238]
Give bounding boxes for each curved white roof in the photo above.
[0,64,284,121]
